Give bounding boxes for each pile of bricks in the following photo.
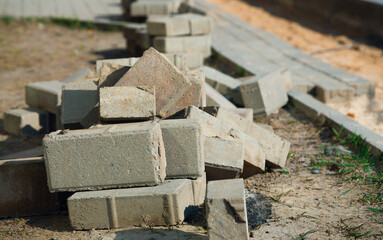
[2,47,291,239]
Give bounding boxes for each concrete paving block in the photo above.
[204,137,244,180]
[173,106,265,176]
[96,58,139,74]
[61,68,92,83]
[115,47,193,118]
[4,108,50,136]
[100,86,156,121]
[160,119,204,179]
[192,172,206,206]
[206,179,249,240]
[163,52,204,69]
[178,13,214,35]
[68,179,194,229]
[182,69,204,108]
[43,121,166,192]
[0,157,59,218]
[198,66,240,95]
[240,70,289,115]
[147,13,213,36]
[25,80,62,114]
[205,106,290,168]
[147,15,190,36]
[205,83,237,108]
[153,35,211,58]
[228,108,253,122]
[130,0,179,17]
[60,80,98,126]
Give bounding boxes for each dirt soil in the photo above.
[0,21,382,239]
[209,0,383,137]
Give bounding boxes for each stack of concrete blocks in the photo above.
[147,13,213,59]
[199,65,292,116]
[122,13,212,69]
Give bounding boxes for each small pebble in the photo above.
[312,169,320,174]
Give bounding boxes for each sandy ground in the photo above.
[209,0,383,136]
[0,20,382,239]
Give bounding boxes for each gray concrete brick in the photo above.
[192,172,206,206]
[61,68,92,83]
[68,179,194,229]
[198,65,240,95]
[43,121,166,192]
[174,106,265,177]
[0,157,59,218]
[130,0,178,17]
[240,70,288,115]
[204,137,244,180]
[206,106,290,168]
[153,35,211,58]
[147,15,190,36]
[115,48,193,118]
[178,13,214,35]
[60,80,98,126]
[206,179,249,240]
[160,119,204,179]
[147,13,213,36]
[4,108,50,136]
[163,52,203,69]
[99,86,156,121]
[25,80,62,114]
[205,83,237,109]
[183,69,205,108]
[96,58,139,74]
[228,108,253,122]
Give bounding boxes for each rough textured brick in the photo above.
[60,80,98,126]
[4,108,50,136]
[68,179,194,230]
[206,179,249,240]
[0,157,59,218]
[115,48,193,118]
[192,172,206,206]
[130,0,179,17]
[164,52,203,69]
[147,15,190,36]
[99,86,156,121]
[153,35,211,58]
[228,108,253,122]
[43,121,166,192]
[204,137,244,180]
[205,83,237,109]
[198,65,240,95]
[160,119,204,179]
[147,13,213,36]
[240,70,288,115]
[25,80,62,114]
